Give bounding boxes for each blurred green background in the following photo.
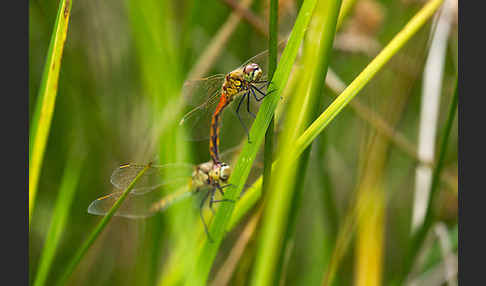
[29,0,458,285]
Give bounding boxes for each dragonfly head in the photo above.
[243,63,262,83]
[219,162,232,182]
[210,162,232,183]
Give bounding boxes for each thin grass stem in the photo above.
[227,0,444,236]
[250,1,342,284]
[184,0,319,283]
[56,164,151,286]
[399,77,457,284]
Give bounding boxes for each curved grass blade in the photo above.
[226,0,445,235]
[293,0,445,158]
[29,0,73,225]
[56,164,150,286]
[262,0,279,199]
[250,0,342,284]
[184,0,320,284]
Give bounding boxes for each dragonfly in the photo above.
[179,40,287,164]
[87,145,262,240]
[88,160,232,240]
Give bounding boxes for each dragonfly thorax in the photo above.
[223,63,263,100]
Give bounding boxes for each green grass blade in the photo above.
[262,0,278,198]
[250,0,342,284]
[400,78,458,283]
[294,0,444,162]
[33,151,84,286]
[56,164,151,286]
[29,0,73,225]
[226,0,444,234]
[184,0,319,284]
[336,0,357,30]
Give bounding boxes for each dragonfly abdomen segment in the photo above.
[209,75,249,163]
[209,93,231,163]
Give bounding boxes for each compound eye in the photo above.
[244,63,258,74]
[220,164,232,181]
[253,68,262,81]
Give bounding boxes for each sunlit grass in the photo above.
[250,1,342,285]
[29,0,457,285]
[29,0,72,225]
[227,0,445,238]
[185,0,320,284]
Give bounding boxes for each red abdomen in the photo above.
[209,93,230,163]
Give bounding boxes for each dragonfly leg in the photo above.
[236,92,247,115]
[253,80,267,84]
[250,86,265,101]
[215,185,235,203]
[253,83,279,100]
[209,189,216,215]
[200,190,213,242]
[236,92,252,143]
[254,80,274,90]
[247,91,256,118]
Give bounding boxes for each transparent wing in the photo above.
[110,163,194,194]
[216,40,287,142]
[179,39,286,142]
[179,75,225,141]
[87,184,193,218]
[180,75,270,143]
[149,186,193,213]
[181,74,226,106]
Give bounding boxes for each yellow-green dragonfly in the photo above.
[178,40,287,153]
[88,159,232,239]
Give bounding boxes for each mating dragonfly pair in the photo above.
[88,45,278,239]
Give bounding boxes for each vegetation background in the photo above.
[29,0,458,285]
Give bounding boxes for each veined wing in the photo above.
[211,40,288,141]
[180,74,225,115]
[87,184,193,218]
[149,186,193,213]
[179,74,270,143]
[179,39,286,142]
[179,75,225,141]
[110,163,194,194]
